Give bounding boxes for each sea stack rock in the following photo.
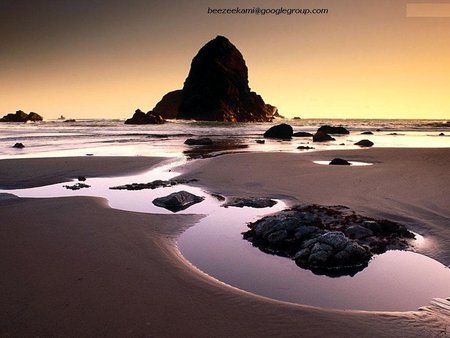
[0,110,43,122]
[156,36,277,122]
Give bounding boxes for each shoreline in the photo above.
[1,150,449,336]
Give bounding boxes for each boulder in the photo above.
[329,158,351,165]
[184,138,213,146]
[125,109,165,125]
[152,90,182,119]
[293,131,313,137]
[345,225,373,239]
[13,143,25,148]
[354,139,374,147]
[313,131,335,142]
[318,125,349,135]
[152,191,205,212]
[223,197,277,208]
[439,133,445,136]
[263,123,293,139]
[361,131,373,135]
[177,36,277,122]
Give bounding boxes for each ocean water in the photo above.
[0,118,449,159]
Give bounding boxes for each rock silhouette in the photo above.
[124,109,165,125]
[153,36,277,122]
[1,110,43,122]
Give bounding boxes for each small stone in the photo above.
[184,138,214,145]
[256,139,265,144]
[354,139,374,147]
[13,143,25,148]
[313,131,335,142]
[329,158,351,165]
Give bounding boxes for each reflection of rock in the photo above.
[13,143,25,149]
[152,191,205,212]
[313,131,335,142]
[293,131,313,137]
[174,36,277,122]
[183,138,248,159]
[152,90,182,119]
[1,110,43,122]
[263,123,293,139]
[125,109,165,125]
[329,158,350,165]
[224,197,277,208]
[318,125,349,135]
[243,204,414,277]
[355,139,374,147]
[184,138,213,145]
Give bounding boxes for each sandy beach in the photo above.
[1,150,449,337]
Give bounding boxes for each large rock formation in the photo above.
[154,36,277,122]
[243,204,415,277]
[1,110,43,122]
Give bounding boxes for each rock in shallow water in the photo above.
[329,158,351,165]
[263,123,293,139]
[223,197,277,208]
[152,191,205,212]
[243,204,415,277]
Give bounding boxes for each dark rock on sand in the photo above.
[152,191,204,212]
[439,133,445,136]
[77,176,86,182]
[243,204,415,277]
[152,90,182,119]
[313,131,335,142]
[110,178,198,191]
[64,183,91,190]
[224,197,277,208]
[361,131,373,135]
[176,36,277,122]
[1,110,43,122]
[263,123,293,139]
[355,139,374,147]
[125,109,165,125]
[256,139,265,144]
[297,146,314,150]
[184,138,214,146]
[329,158,351,165]
[318,125,349,135]
[13,143,25,149]
[293,131,313,137]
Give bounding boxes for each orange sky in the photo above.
[1,0,449,120]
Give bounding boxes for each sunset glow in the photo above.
[1,0,449,120]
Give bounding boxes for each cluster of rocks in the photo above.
[1,110,43,123]
[109,178,198,191]
[223,197,277,208]
[124,109,165,125]
[261,123,375,148]
[152,191,205,212]
[243,204,415,277]
[125,36,279,123]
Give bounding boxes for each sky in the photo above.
[1,0,449,120]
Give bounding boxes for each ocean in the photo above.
[0,118,449,159]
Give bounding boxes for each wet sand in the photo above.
[1,152,449,336]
